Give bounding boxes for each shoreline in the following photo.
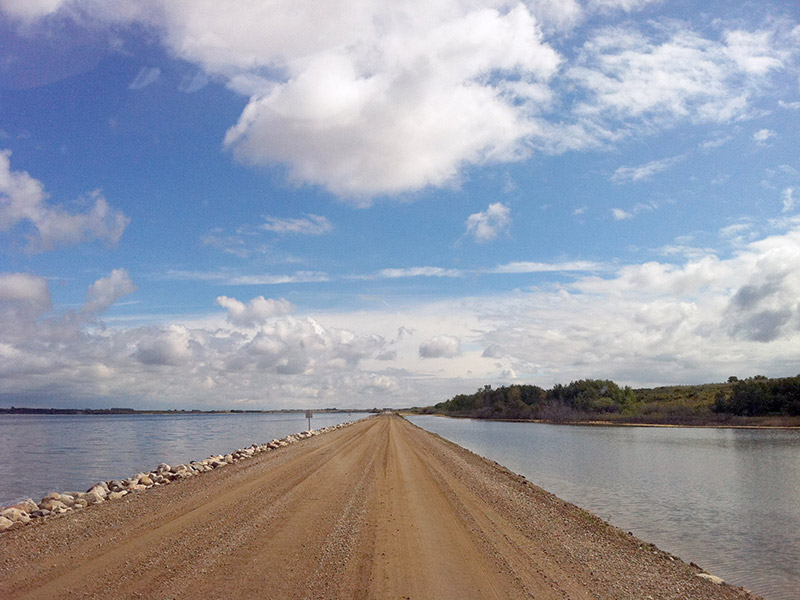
[0,414,761,599]
[408,411,800,429]
[0,419,364,532]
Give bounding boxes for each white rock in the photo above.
[0,516,14,531]
[1,507,31,524]
[696,573,725,585]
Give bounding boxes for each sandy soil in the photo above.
[0,414,759,599]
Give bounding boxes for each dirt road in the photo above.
[0,414,757,599]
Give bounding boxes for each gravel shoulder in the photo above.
[0,414,760,599]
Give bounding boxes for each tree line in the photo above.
[429,375,800,422]
[713,375,800,416]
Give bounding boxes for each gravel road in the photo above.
[0,414,759,599]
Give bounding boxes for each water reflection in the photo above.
[408,416,800,600]
[0,412,366,507]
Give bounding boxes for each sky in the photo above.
[0,0,799,410]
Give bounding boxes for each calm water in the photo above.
[407,416,800,600]
[0,412,368,507]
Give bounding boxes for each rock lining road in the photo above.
[0,414,759,599]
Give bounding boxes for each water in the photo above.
[407,415,800,600]
[0,412,368,507]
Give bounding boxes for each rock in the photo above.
[72,497,88,509]
[39,499,68,513]
[127,484,147,492]
[108,491,128,500]
[82,491,105,505]
[7,498,38,513]
[138,475,154,487]
[30,509,50,518]
[108,480,125,492]
[58,494,76,507]
[87,484,108,498]
[696,573,725,585]
[0,516,15,531]
[1,507,31,524]
[42,491,61,502]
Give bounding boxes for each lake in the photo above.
[407,415,800,600]
[0,412,369,508]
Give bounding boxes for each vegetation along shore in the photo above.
[415,375,800,427]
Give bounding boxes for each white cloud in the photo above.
[227,271,330,285]
[753,128,776,144]
[611,156,682,183]
[222,3,561,198]
[261,214,333,235]
[569,24,787,131]
[3,225,800,406]
[490,260,605,274]
[465,202,511,243]
[779,100,800,109]
[589,0,663,13]
[3,4,795,200]
[0,0,66,21]
[128,67,161,90]
[83,269,137,314]
[133,325,194,366]
[0,150,129,252]
[419,335,462,358]
[216,295,294,327]
[526,0,583,33]
[612,208,634,220]
[782,187,795,213]
[376,267,463,279]
[0,272,51,316]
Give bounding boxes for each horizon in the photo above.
[1,0,799,410]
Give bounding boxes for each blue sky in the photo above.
[1,0,799,409]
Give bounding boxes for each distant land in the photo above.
[410,375,800,427]
[0,407,376,415]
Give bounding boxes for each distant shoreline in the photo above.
[0,407,371,416]
[406,412,800,430]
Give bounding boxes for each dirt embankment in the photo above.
[0,414,759,599]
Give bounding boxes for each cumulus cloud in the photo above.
[419,335,462,358]
[82,269,137,314]
[133,325,194,366]
[261,214,333,235]
[0,150,129,252]
[612,208,634,220]
[216,295,294,327]
[465,202,512,243]
[0,272,51,317]
[2,226,800,407]
[2,3,795,199]
[222,4,561,198]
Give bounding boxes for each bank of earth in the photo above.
[0,414,758,599]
